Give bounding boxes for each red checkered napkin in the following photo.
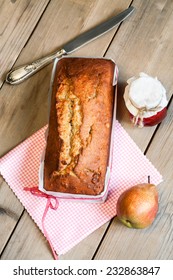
[0,121,162,256]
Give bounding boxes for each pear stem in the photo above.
[148,176,150,183]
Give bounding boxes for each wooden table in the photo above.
[0,0,173,260]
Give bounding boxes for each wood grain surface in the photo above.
[0,0,172,260]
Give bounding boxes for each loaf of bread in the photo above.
[44,57,115,195]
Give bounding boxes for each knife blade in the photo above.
[6,6,135,85]
[64,6,135,53]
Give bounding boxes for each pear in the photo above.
[116,183,158,229]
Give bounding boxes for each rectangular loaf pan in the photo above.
[39,56,118,203]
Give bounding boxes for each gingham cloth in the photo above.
[0,121,162,256]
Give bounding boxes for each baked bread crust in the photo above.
[44,57,115,195]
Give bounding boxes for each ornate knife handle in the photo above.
[6,49,66,85]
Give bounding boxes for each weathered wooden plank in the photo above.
[0,177,23,256]
[0,210,52,260]
[0,0,132,259]
[0,0,50,87]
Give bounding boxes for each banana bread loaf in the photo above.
[44,57,115,195]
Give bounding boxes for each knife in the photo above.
[6,6,135,85]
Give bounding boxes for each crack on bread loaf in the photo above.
[53,78,82,177]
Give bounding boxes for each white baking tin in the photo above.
[39,57,118,203]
